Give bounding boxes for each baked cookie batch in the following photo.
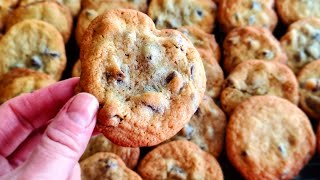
[0,0,320,179]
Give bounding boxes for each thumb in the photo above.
[20,93,98,179]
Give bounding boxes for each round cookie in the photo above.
[6,1,73,43]
[148,0,217,33]
[0,68,56,104]
[218,0,278,33]
[76,1,136,46]
[80,134,140,169]
[298,60,320,120]
[178,26,220,62]
[72,59,81,77]
[0,20,66,80]
[276,0,320,25]
[221,60,299,115]
[178,26,223,98]
[80,152,142,180]
[19,0,80,17]
[81,0,148,13]
[170,95,226,157]
[223,26,287,74]
[138,140,223,179]
[280,17,320,74]
[226,95,316,180]
[80,9,206,147]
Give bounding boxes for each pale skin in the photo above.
[0,78,99,180]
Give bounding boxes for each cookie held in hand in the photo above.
[79,9,206,147]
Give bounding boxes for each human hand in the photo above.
[0,78,99,180]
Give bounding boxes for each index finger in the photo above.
[0,77,80,157]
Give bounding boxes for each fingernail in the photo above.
[66,93,99,127]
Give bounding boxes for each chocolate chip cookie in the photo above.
[276,0,320,25]
[19,0,80,17]
[80,134,140,169]
[170,95,226,157]
[81,0,148,12]
[6,1,73,43]
[0,68,56,104]
[72,59,81,77]
[79,9,206,147]
[221,60,299,115]
[0,20,66,80]
[223,26,287,74]
[138,140,223,179]
[226,95,316,180]
[218,0,278,33]
[297,60,320,120]
[148,0,217,33]
[280,17,320,74]
[75,1,136,46]
[80,152,142,180]
[178,26,223,98]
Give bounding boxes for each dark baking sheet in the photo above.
[65,16,320,179]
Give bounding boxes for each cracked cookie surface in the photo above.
[170,95,226,157]
[223,26,287,74]
[80,152,142,180]
[138,140,223,180]
[148,0,217,33]
[227,95,316,180]
[218,0,278,33]
[221,60,299,114]
[0,20,66,80]
[280,18,320,74]
[79,9,206,147]
[298,60,320,120]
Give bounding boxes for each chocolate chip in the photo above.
[43,48,60,58]
[312,33,320,41]
[181,124,194,140]
[143,102,163,114]
[194,108,201,116]
[104,159,117,169]
[196,9,203,17]
[262,50,274,59]
[146,55,152,61]
[278,144,287,156]
[169,166,185,175]
[30,55,42,69]
[190,65,194,80]
[166,71,177,83]
[241,150,248,157]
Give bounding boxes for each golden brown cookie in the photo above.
[79,9,206,147]
[178,26,220,62]
[80,152,142,180]
[221,60,299,114]
[81,0,148,13]
[170,95,226,157]
[19,0,80,17]
[226,95,316,180]
[138,140,223,180]
[223,26,287,74]
[218,0,278,33]
[280,17,320,74]
[0,68,56,104]
[80,134,140,169]
[298,60,320,120]
[276,0,320,25]
[148,0,217,33]
[72,59,81,77]
[0,20,66,80]
[75,1,136,46]
[178,26,223,98]
[6,1,73,43]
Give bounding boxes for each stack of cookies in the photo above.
[1,0,320,179]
